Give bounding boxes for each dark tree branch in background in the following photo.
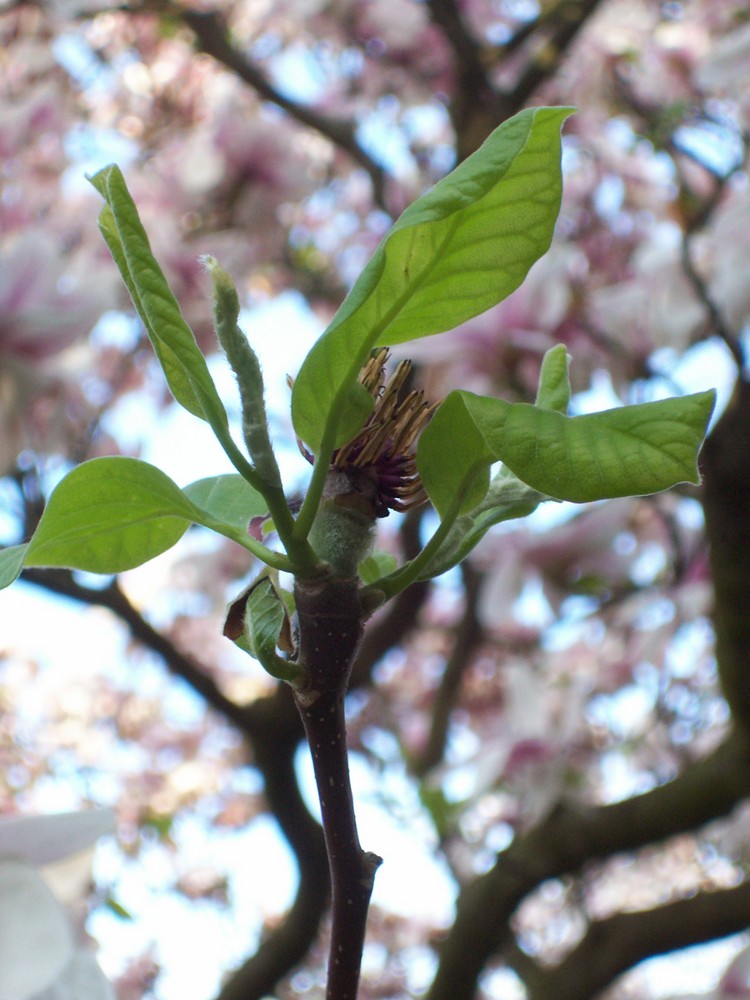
[502,0,606,117]
[21,568,249,729]
[428,732,750,1000]
[176,6,389,210]
[412,561,483,776]
[430,0,606,159]
[526,882,750,1000]
[681,232,744,369]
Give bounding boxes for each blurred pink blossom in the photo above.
[0,230,114,363]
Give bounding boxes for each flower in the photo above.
[0,809,115,1000]
[325,348,437,518]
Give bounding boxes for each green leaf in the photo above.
[418,390,716,518]
[243,578,302,684]
[88,166,228,430]
[416,391,494,519]
[358,550,398,585]
[292,106,573,454]
[183,475,269,534]
[23,458,195,574]
[535,344,571,413]
[0,544,29,591]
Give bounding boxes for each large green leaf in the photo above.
[291,106,572,454]
[418,389,716,519]
[88,166,228,430]
[22,458,195,575]
[0,459,276,587]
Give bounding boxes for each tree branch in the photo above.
[427,732,750,1000]
[21,567,250,728]
[528,882,750,1000]
[701,377,750,731]
[176,7,389,209]
[412,561,483,776]
[293,572,382,1000]
[502,0,607,115]
[430,0,605,159]
[21,567,330,1000]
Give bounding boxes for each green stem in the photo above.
[293,429,337,543]
[202,514,296,572]
[373,493,465,599]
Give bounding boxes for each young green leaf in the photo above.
[291,106,573,456]
[358,550,399,586]
[418,389,716,518]
[182,475,269,534]
[243,577,303,684]
[535,344,571,413]
[88,166,228,431]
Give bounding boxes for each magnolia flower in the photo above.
[329,349,436,517]
[0,229,114,364]
[0,810,115,1000]
[299,348,436,519]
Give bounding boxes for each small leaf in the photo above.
[241,577,302,683]
[418,389,716,518]
[535,344,571,413]
[292,107,573,454]
[105,896,134,921]
[23,458,194,574]
[88,166,229,431]
[183,475,269,534]
[359,550,398,585]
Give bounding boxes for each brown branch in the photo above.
[427,731,750,1000]
[293,572,382,1000]
[701,377,750,730]
[431,0,605,159]
[681,233,744,369]
[427,0,493,99]
[527,882,750,1000]
[412,561,483,776]
[504,0,607,113]
[176,7,388,209]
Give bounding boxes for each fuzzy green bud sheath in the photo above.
[308,470,378,577]
[203,256,283,492]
